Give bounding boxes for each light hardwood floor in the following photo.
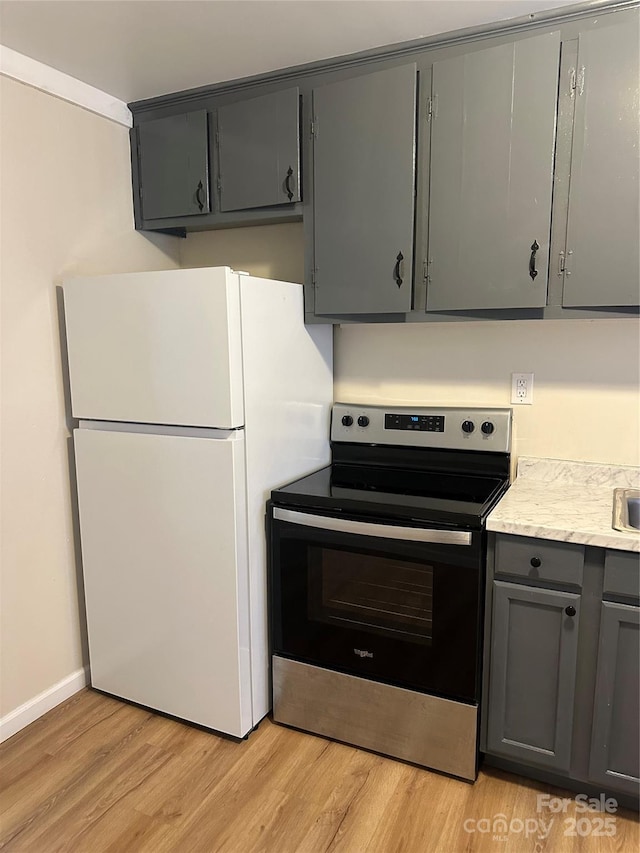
[1,689,637,852]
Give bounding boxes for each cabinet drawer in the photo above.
[603,549,640,600]
[495,534,584,588]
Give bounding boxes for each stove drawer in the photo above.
[495,534,584,589]
[273,656,479,781]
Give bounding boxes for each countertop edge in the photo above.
[486,457,640,553]
[486,518,640,552]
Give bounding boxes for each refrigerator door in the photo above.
[63,267,244,428]
[74,424,252,737]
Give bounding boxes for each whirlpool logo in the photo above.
[354,648,374,659]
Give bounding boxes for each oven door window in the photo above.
[309,548,433,645]
[271,513,483,703]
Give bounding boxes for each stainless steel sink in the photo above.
[613,488,640,533]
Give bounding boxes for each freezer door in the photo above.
[63,267,244,428]
[74,426,252,737]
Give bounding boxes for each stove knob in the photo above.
[461,420,475,434]
[341,415,353,427]
[481,421,495,435]
[357,415,370,428]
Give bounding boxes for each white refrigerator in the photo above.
[63,266,332,738]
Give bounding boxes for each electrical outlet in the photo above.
[511,373,534,405]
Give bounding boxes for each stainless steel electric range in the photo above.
[268,403,512,781]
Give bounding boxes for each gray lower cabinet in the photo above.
[424,32,560,311]
[561,20,640,308]
[217,87,301,212]
[486,580,580,772]
[589,601,640,796]
[137,110,210,220]
[486,536,640,800]
[311,63,417,315]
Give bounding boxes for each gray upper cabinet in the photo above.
[312,64,416,315]
[486,580,580,773]
[589,601,640,796]
[128,6,638,320]
[424,32,561,311]
[137,111,210,220]
[562,22,640,307]
[217,88,301,212]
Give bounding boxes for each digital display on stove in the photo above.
[385,413,445,432]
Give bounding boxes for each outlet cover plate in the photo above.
[511,373,534,405]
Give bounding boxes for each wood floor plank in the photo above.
[44,693,127,757]
[247,792,328,853]
[131,729,237,820]
[319,755,406,852]
[0,702,155,829]
[292,746,383,853]
[20,741,171,853]
[280,738,375,808]
[0,707,163,850]
[363,764,452,853]
[151,721,330,851]
[187,785,291,852]
[368,765,471,853]
[101,809,171,853]
[0,689,637,853]
[0,689,111,772]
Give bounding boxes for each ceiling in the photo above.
[0,0,584,103]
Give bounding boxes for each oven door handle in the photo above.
[273,508,472,545]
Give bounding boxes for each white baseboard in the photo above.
[0,666,89,743]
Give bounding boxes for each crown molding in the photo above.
[129,0,637,113]
[0,46,132,127]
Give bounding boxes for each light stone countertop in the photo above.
[487,457,640,553]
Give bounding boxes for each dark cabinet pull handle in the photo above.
[565,605,576,617]
[394,252,404,288]
[195,180,205,212]
[285,167,294,201]
[530,557,541,568]
[529,240,539,280]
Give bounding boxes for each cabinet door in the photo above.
[137,111,210,220]
[425,33,560,311]
[218,88,301,211]
[562,21,640,307]
[487,581,580,772]
[589,602,640,795]
[312,64,416,315]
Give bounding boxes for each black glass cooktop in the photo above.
[271,462,509,528]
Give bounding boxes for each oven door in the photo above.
[270,506,485,704]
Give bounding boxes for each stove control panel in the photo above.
[332,404,512,453]
[385,413,445,432]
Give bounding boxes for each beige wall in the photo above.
[335,320,640,466]
[181,223,304,283]
[186,229,640,467]
[0,77,181,717]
